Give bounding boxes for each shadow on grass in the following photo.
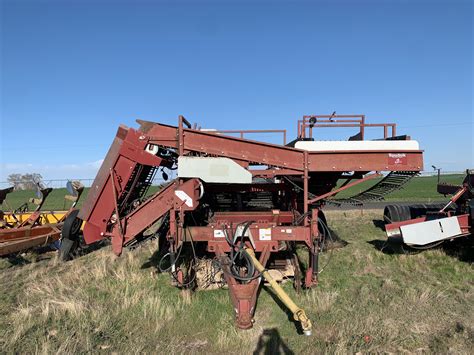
[368,237,474,262]
[367,239,405,255]
[4,254,31,266]
[73,239,110,259]
[2,238,109,266]
[372,219,386,231]
[442,238,474,263]
[253,327,294,355]
[326,226,349,249]
[261,285,301,335]
[368,238,439,255]
[141,247,165,270]
[141,235,186,271]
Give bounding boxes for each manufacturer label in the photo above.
[259,228,272,241]
[388,153,407,165]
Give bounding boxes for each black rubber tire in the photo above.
[383,205,400,224]
[409,203,446,219]
[396,205,411,221]
[59,209,82,261]
[384,205,411,224]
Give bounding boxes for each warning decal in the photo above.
[214,230,225,238]
[259,228,272,241]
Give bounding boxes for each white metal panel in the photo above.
[178,157,252,184]
[400,216,462,245]
[174,190,193,208]
[259,228,272,241]
[294,140,420,152]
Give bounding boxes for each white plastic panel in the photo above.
[294,140,420,152]
[178,157,252,184]
[400,216,462,245]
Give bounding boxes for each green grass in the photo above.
[1,174,464,212]
[1,210,472,353]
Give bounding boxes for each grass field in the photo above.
[1,174,465,212]
[1,210,472,353]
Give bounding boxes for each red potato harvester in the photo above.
[59,114,424,333]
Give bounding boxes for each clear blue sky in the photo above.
[1,0,472,181]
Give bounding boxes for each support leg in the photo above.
[217,246,270,329]
[305,245,319,288]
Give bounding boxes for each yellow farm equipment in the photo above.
[0,181,84,256]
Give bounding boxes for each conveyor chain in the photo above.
[326,171,419,206]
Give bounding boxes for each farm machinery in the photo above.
[384,169,473,250]
[59,114,423,332]
[0,181,84,256]
[0,182,54,229]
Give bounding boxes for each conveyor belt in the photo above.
[326,171,419,206]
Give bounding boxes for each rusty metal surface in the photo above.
[0,223,62,256]
[78,126,128,221]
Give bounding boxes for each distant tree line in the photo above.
[7,173,43,190]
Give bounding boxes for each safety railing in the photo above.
[298,114,397,140]
[209,129,287,145]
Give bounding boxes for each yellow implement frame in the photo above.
[2,211,68,226]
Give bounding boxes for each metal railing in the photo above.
[298,114,397,140]
[210,129,287,145]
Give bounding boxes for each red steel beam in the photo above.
[187,225,312,250]
[139,120,423,172]
[141,121,306,171]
